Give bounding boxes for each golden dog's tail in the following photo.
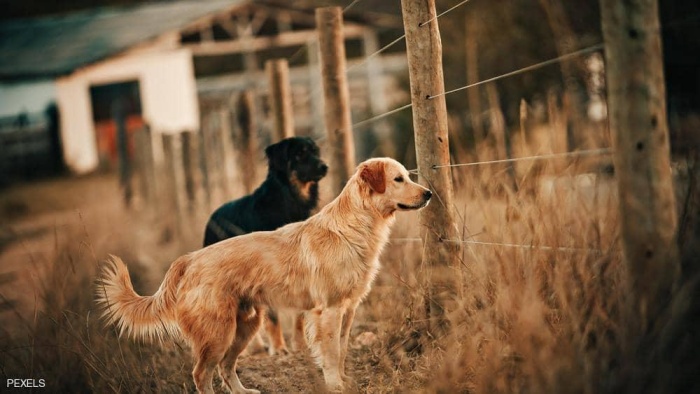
[96,255,185,342]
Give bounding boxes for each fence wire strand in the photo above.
[427,148,614,170]
[390,238,602,254]
[419,0,473,27]
[352,44,605,130]
[346,33,407,74]
[427,44,605,100]
[343,0,363,13]
[352,103,413,129]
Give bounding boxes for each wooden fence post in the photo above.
[266,59,295,142]
[401,0,463,334]
[316,6,356,196]
[600,0,678,325]
[306,38,325,138]
[198,114,213,210]
[112,98,132,207]
[133,126,156,207]
[218,108,238,199]
[236,90,259,194]
[162,133,185,240]
[181,131,198,211]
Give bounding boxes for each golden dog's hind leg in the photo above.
[189,320,235,394]
[219,306,263,394]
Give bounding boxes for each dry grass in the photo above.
[0,138,697,393]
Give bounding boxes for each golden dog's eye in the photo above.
[394,176,404,183]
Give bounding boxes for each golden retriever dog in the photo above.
[96,157,431,393]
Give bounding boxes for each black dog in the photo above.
[203,136,327,354]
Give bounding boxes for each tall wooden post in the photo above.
[180,131,198,211]
[218,108,238,198]
[198,114,213,210]
[112,98,132,207]
[236,90,259,194]
[162,133,185,240]
[201,111,223,207]
[133,126,156,206]
[306,38,325,138]
[316,7,356,196]
[600,0,678,325]
[266,59,295,142]
[401,0,462,334]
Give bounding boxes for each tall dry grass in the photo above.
[0,132,697,393]
[0,197,198,392]
[348,144,627,393]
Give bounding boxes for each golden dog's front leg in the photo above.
[339,302,359,381]
[307,306,344,392]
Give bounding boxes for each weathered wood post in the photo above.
[306,38,325,138]
[180,131,198,211]
[401,0,463,334]
[316,6,356,196]
[112,98,132,207]
[162,133,185,239]
[198,113,213,210]
[236,90,259,194]
[265,59,295,142]
[600,0,678,326]
[133,125,156,207]
[218,108,238,198]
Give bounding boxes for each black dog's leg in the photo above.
[265,309,289,355]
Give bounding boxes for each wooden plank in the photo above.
[187,25,367,56]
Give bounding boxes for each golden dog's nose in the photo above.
[423,190,432,200]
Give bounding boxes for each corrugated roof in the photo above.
[0,1,242,80]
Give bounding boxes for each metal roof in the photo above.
[0,1,241,80]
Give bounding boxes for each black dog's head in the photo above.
[265,137,328,183]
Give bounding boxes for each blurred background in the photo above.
[1,0,698,184]
[0,1,699,392]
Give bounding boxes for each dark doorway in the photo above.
[89,80,144,168]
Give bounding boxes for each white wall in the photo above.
[0,80,56,118]
[55,77,97,173]
[56,48,199,173]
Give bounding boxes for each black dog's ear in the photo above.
[265,139,291,172]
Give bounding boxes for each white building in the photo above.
[0,1,404,175]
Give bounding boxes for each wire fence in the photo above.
[427,148,614,171]
[300,0,476,111]
[335,0,620,255]
[351,43,604,130]
[287,0,365,65]
[390,238,604,254]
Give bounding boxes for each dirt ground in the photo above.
[0,172,398,393]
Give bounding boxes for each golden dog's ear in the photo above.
[360,160,386,193]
